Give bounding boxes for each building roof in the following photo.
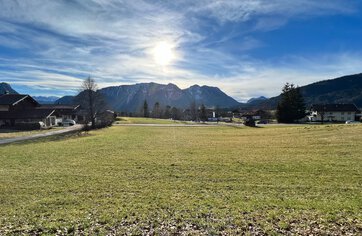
[38,104,80,110]
[0,94,39,106]
[311,104,360,112]
[36,104,80,116]
[0,109,55,119]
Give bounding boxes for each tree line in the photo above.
[78,76,307,128]
[141,100,208,121]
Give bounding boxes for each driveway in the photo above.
[0,124,83,145]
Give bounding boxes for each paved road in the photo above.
[0,124,83,145]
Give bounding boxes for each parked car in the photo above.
[60,119,76,126]
[345,120,360,124]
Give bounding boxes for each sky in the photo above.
[0,0,362,102]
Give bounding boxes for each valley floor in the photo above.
[0,124,361,234]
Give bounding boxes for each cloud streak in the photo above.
[0,0,361,101]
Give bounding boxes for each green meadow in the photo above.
[115,117,182,124]
[0,122,361,234]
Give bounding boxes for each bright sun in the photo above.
[153,41,175,66]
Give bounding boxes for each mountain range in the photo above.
[2,72,362,111]
[246,96,268,104]
[32,96,60,104]
[250,73,362,109]
[57,83,240,112]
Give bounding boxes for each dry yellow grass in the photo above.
[0,124,361,234]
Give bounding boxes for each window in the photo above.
[347,112,351,115]
[341,112,344,115]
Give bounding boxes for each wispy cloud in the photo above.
[0,0,361,100]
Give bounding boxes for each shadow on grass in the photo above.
[115,117,127,122]
[230,124,263,129]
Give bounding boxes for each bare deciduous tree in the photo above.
[78,76,106,129]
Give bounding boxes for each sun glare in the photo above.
[153,41,175,66]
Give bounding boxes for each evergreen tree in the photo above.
[152,102,161,118]
[199,104,207,122]
[143,100,149,117]
[276,83,306,123]
[171,107,180,120]
[163,105,171,119]
[190,100,197,121]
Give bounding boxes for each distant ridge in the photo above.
[56,82,240,112]
[247,96,268,104]
[33,96,60,104]
[252,73,362,109]
[4,72,362,112]
[0,82,18,95]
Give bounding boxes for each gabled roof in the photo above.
[0,109,55,119]
[0,94,39,106]
[36,104,80,116]
[38,104,80,110]
[311,104,360,112]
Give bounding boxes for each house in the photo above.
[240,110,272,121]
[0,94,84,129]
[96,110,116,125]
[0,94,56,127]
[37,104,85,124]
[308,104,360,122]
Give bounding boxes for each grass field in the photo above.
[115,117,186,124]
[0,124,361,234]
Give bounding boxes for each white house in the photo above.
[308,104,360,122]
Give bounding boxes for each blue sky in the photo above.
[0,0,362,102]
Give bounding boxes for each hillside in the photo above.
[251,73,362,109]
[54,95,75,105]
[56,82,240,112]
[0,82,18,95]
[247,96,268,104]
